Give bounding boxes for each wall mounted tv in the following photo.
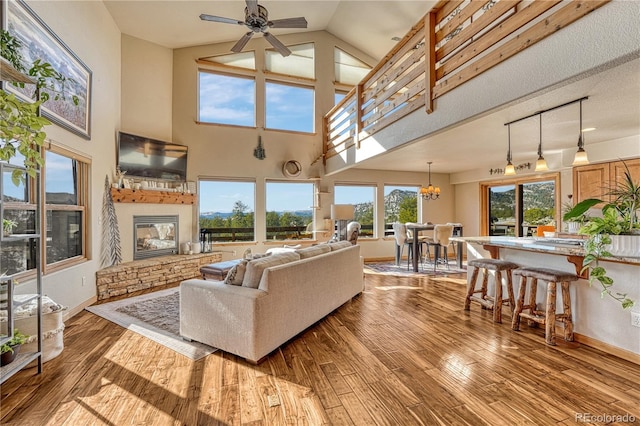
[117,132,188,181]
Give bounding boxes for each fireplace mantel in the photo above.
[111,188,195,204]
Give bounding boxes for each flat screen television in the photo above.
[117,132,188,181]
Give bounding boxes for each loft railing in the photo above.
[323,0,609,163]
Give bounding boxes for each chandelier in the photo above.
[420,162,440,200]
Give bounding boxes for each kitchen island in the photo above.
[453,236,640,362]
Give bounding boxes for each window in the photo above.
[1,146,89,276]
[384,185,418,236]
[334,48,371,86]
[198,71,255,127]
[266,43,314,79]
[199,180,255,242]
[199,51,256,70]
[265,181,314,241]
[483,177,557,237]
[45,149,88,267]
[265,81,314,133]
[335,184,375,238]
[335,90,347,106]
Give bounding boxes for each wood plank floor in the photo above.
[1,270,639,425]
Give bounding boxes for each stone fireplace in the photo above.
[133,215,179,260]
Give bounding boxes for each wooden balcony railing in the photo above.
[323,0,609,163]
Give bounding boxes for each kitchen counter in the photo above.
[454,236,640,360]
[451,236,640,265]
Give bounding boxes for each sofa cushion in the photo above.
[328,241,353,251]
[242,252,301,289]
[224,260,248,286]
[296,244,331,259]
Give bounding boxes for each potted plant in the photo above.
[3,218,17,236]
[1,329,29,366]
[563,161,639,309]
[562,194,588,234]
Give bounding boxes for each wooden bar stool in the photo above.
[511,267,578,346]
[464,259,519,323]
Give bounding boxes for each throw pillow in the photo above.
[296,244,331,259]
[242,252,301,289]
[224,260,247,286]
[251,252,272,259]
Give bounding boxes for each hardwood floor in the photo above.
[1,271,639,425]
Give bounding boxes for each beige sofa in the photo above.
[179,243,363,363]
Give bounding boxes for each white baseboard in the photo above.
[63,296,97,322]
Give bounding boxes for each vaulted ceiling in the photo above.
[103,1,640,174]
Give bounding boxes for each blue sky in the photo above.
[199,181,315,213]
[199,72,314,132]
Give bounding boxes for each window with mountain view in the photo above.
[485,179,556,237]
[384,185,418,235]
[334,184,375,238]
[199,180,255,242]
[266,181,314,241]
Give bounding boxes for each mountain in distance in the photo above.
[200,189,416,219]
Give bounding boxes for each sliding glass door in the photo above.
[483,175,558,237]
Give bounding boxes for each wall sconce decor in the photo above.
[254,136,266,160]
[420,161,440,200]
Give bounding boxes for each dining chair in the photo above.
[392,222,414,269]
[425,224,454,271]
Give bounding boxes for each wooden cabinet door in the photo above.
[573,163,610,203]
[610,158,640,193]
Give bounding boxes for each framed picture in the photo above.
[1,0,92,139]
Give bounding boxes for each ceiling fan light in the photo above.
[573,148,589,166]
[504,162,516,175]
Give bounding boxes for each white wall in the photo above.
[16,1,121,315]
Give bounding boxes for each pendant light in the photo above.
[535,113,548,172]
[420,161,440,200]
[504,123,516,176]
[572,98,590,166]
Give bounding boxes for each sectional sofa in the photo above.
[179,242,363,363]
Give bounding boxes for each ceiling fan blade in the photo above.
[231,32,254,53]
[245,0,259,17]
[200,14,244,25]
[263,32,291,57]
[268,17,308,29]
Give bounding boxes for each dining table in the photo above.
[405,223,464,272]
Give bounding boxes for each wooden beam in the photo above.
[425,12,437,114]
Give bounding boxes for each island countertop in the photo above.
[451,236,640,265]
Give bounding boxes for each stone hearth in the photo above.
[96,252,222,300]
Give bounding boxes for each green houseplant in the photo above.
[1,329,29,366]
[1,30,78,184]
[563,162,639,309]
[2,218,17,236]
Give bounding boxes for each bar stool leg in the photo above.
[464,266,480,311]
[512,275,527,331]
[528,278,539,327]
[506,270,516,314]
[561,281,574,341]
[494,270,503,323]
[545,281,557,346]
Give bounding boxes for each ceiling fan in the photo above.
[200,0,307,57]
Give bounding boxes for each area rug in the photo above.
[85,287,216,360]
[364,261,467,278]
